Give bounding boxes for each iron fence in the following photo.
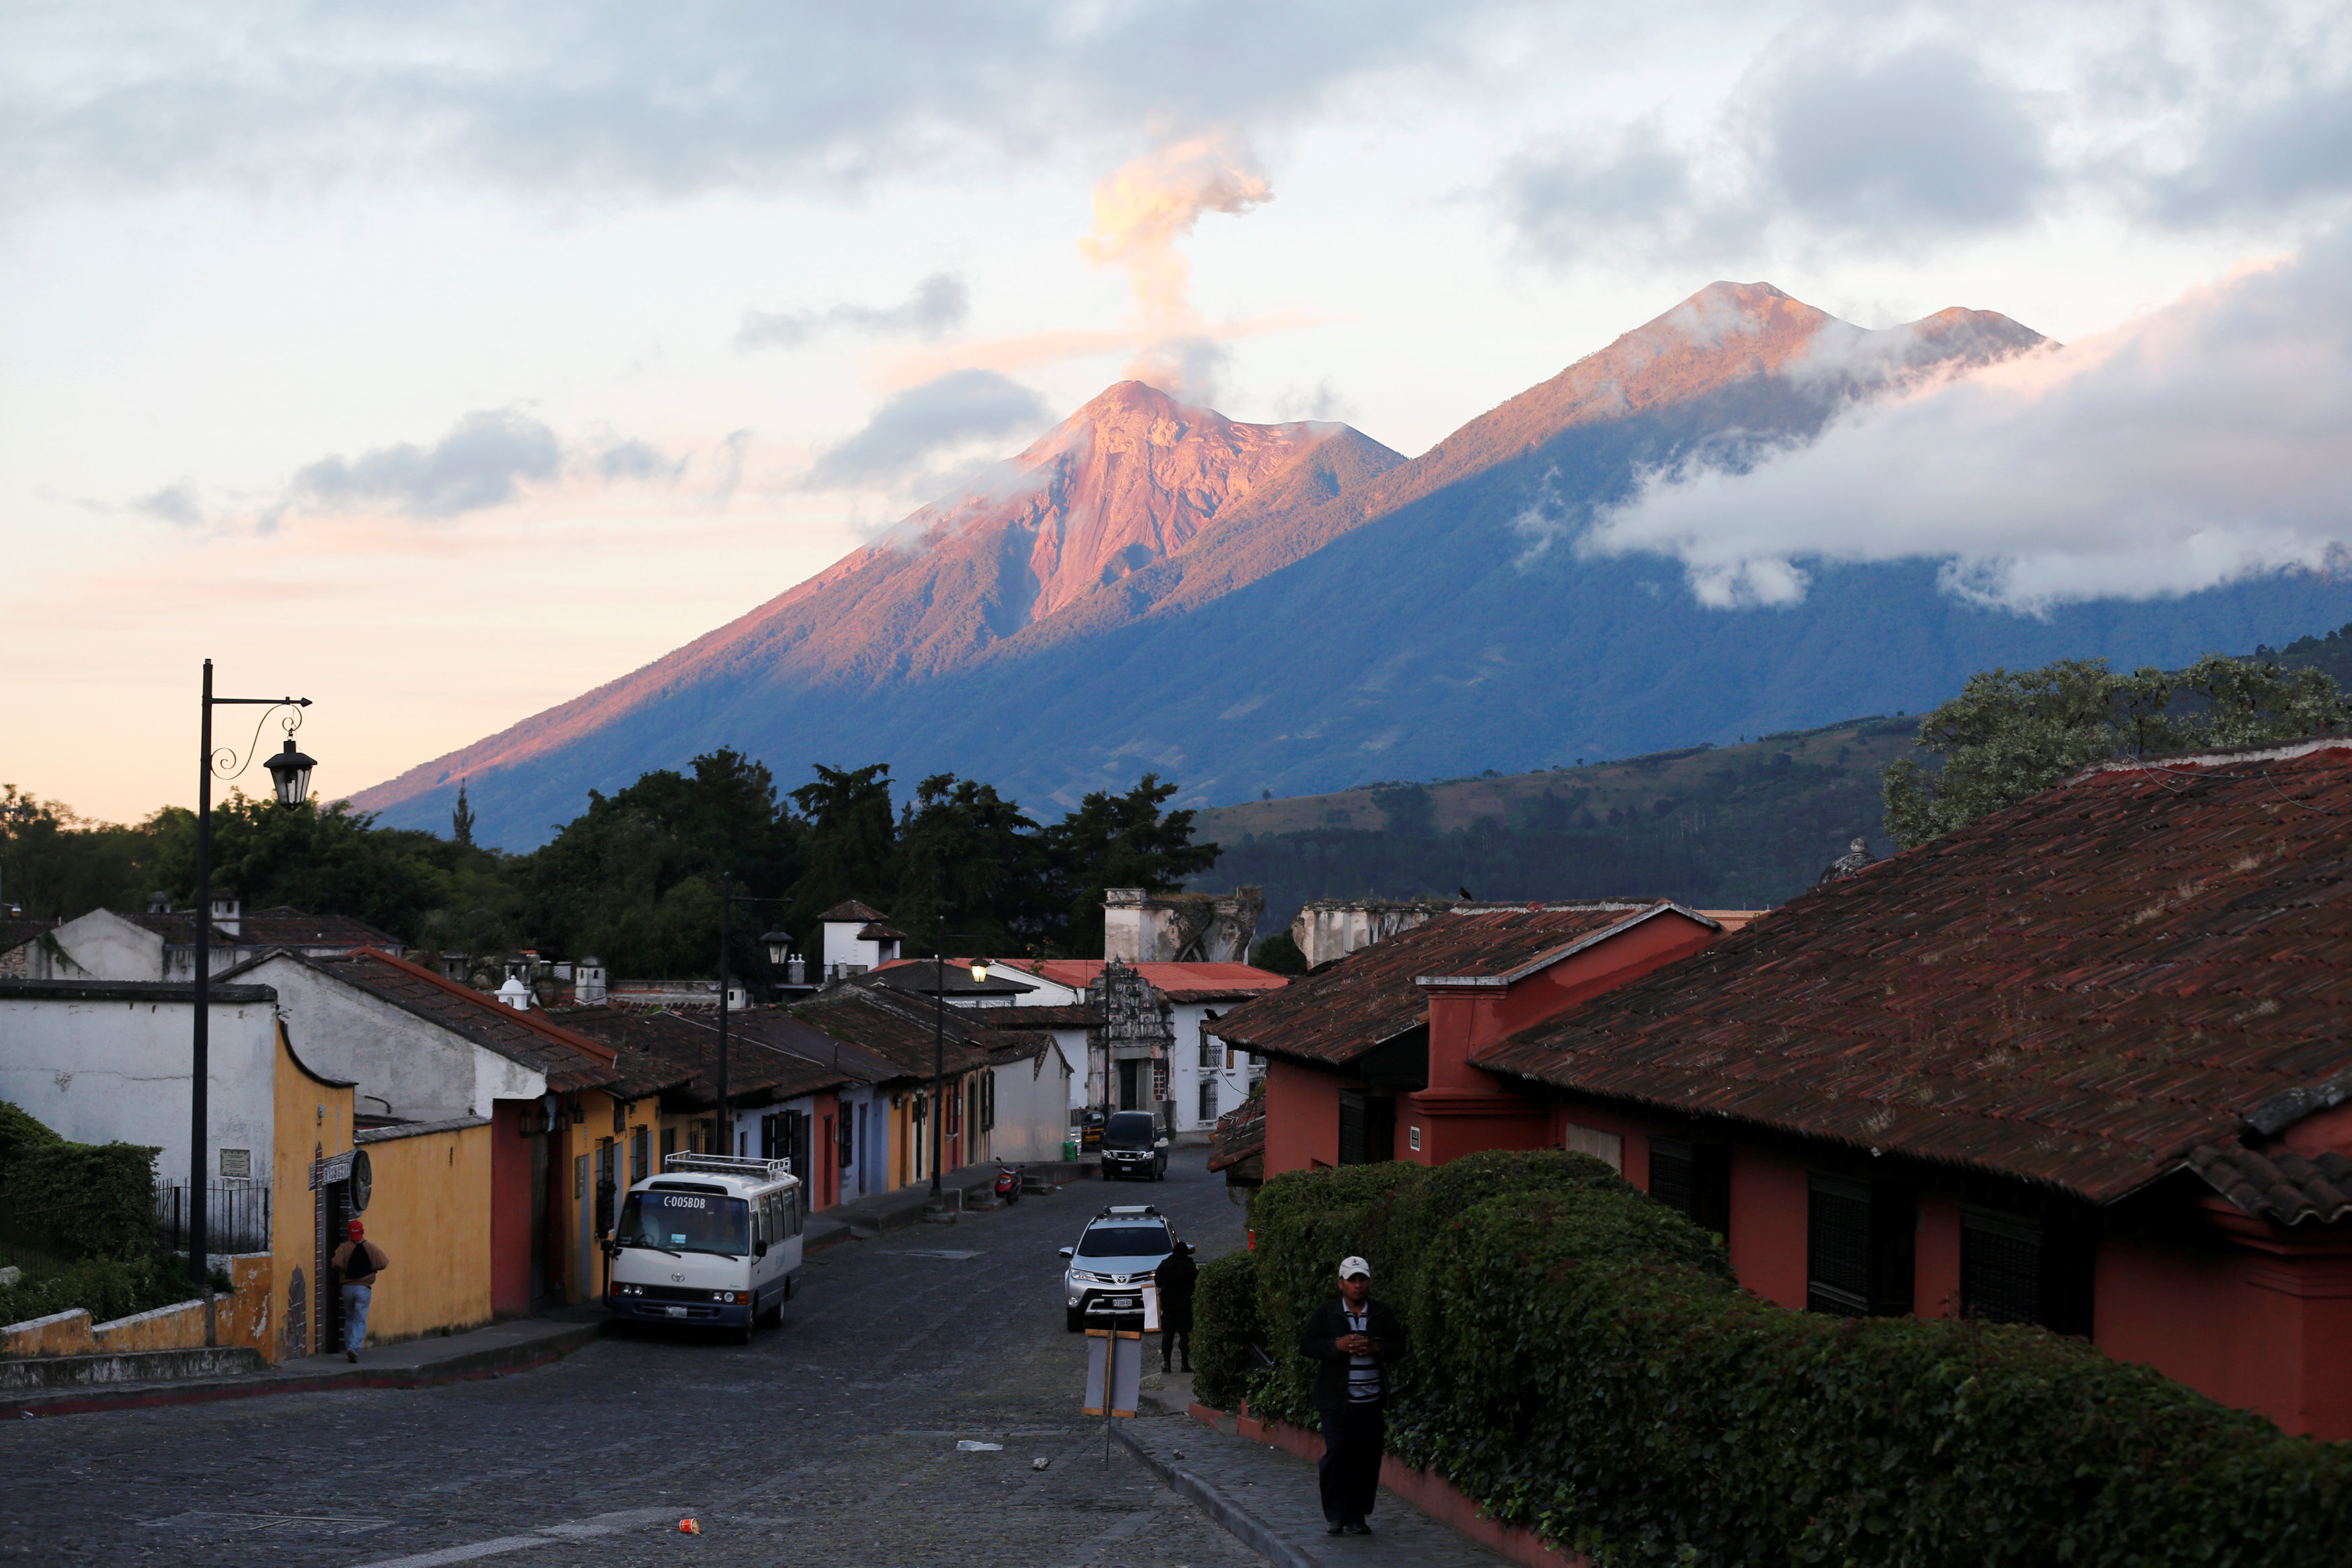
[155,1181,272,1255]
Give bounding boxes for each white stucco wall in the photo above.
[1166,1001,1255,1138]
[44,910,166,982]
[0,992,278,1186]
[989,1046,1074,1163]
[239,956,544,1123]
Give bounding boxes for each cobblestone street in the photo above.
[0,1153,1267,1567]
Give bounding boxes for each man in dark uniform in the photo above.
[1155,1241,1199,1373]
[1295,1256,1409,1536]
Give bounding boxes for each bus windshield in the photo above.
[618,1190,749,1257]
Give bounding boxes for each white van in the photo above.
[605,1153,804,1343]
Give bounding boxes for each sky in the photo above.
[5,0,2349,824]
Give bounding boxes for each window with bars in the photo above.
[1806,1172,1915,1317]
[1959,1203,2093,1334]
[1646,1135,1730,1238]
[1198,1079,1218,1124]
[630,1125,648,1184]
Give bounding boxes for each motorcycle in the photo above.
[993,1163,1023,1206]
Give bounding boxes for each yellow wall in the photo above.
[270,1021,353,1362]
[354,1123,493,1342]
[552,1090,665,1305]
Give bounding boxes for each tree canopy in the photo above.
[0,753,1220,975]
[1882,654,2352,848]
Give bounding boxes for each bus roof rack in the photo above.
[663,1153,794,1182]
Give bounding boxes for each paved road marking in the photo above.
[347,1508,675,1567]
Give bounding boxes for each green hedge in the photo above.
[0,1251,220,1332]
[1193,1154,2352,1568]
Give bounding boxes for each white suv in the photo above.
[1057,1205,1175,1332]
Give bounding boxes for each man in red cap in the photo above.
[329,1219,389,1362]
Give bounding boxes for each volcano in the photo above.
[351,282,2352,848]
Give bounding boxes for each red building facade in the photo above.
[1218,740,2352,1438]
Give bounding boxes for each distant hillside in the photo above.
[1193,714,1923,928]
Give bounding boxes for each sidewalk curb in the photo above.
[3,1321,605,1421]
[1115,1420,1322,1568]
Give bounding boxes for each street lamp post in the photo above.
[192,659,314,1348]
[709,884,794,1162]
[927,923,993,1201]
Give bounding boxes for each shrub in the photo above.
[1196,1153,2352,1568]
[0,1250,214,1333]
[6,1139,161,1258]
[1191,1249,1260,1410]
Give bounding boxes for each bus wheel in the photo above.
[731,1324,753,1346]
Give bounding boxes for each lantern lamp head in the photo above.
[264,737,317,808]
[968,957,990,984]
[761,930,792,967]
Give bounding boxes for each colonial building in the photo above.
[1220,738,2352,1439]
[1,900,403,982]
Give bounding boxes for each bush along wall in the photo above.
[1191,1152,2352,1568]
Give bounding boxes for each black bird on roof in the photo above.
[1458,887,1474,901]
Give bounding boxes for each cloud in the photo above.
[1579,226,2352,613]
[1500,21,2352,265]
[1755,44,2051,241]
[805,369,1051,490]
[593,438,685,483]
[131,480,204,527]
[737,272,968,351]
[0,4,1488,209]
[291,409,563,518]
[1079,130,1271,404]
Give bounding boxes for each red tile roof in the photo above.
[552,1004,859,1104]
[1472,740,2352,1208]
[817,900,890,923]
[968,1004,1102,1029]
[1208,904,1681,1067]
[789,986,995,1082]
[257,947,618,1092]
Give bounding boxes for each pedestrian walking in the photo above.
[1295,1256,1408,1536]
[1155,1241,1199,1373]
[330,1219,389,1363]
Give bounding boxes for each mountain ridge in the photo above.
[349,281,2350,850]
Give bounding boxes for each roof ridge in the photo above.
[350,947,616,1065]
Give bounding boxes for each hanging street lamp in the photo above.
[190,660,314,1348]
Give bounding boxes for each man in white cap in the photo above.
[1294,1255,1409,1536]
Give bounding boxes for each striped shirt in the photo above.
[1343,1307,1381,1403]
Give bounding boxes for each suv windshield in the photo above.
[1078,1222,1171,1258]
[618,1189,749,1257]
[1103,1113,1159,1148]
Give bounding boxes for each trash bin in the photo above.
[1062,1139,1078,1161]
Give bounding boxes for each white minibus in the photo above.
[604,1153,804,1342]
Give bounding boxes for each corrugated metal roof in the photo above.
[1208,903,1673,1066]
[1471,742,2352,1207]
[1025,959,1288,998]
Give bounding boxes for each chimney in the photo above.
[440,951,469,985]
[577,957,607,1004]
[147,891,171,916]
[496,975,532,1011]
[210,897,241,937]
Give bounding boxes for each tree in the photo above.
[525,749,804,977]
[0,787,158,918]
[1882,654,2351,848]
[146,793,444,939]
[786,763,898,938]
[450,781,476,848]
[891,774,1049,954]
[1044,773,1221,956]
[1251,929,1309,975]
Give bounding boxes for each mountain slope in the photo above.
[354,383,1400,812]
[353,282,2352,849]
